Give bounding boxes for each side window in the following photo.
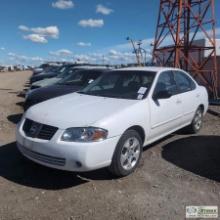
[174,71,196,93]
[153,71,177,96]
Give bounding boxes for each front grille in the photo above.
[38,125,58,140]
[23,119,58,140]
[19,145,66,166]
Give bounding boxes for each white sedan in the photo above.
[16,67,208,176]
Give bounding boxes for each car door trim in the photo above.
[151,114,182,129]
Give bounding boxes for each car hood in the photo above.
[38,71,54,76]
[31,72,58,81]
[25,93,139,129]
[33,77,61,87]
[27,85,82,103]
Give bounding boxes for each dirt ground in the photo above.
[0,71,220,220]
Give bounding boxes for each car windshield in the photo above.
[55,66,77,78]
[57,69,104,86]
[48,66,61,72]
[55,66,73,78]
[58,66,67,74]
[78,70,156,100]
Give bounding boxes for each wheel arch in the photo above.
[125,125,146,144]
[198,104,205,114]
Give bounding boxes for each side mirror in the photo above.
[153,90,172,100]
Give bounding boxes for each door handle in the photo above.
[196,94,200,98]
[176,100,182,104]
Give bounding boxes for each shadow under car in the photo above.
[0,142,115,190]
[162,135,220,182]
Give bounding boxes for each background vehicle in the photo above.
[24,68,110,110]
[30,65,67,84]
[30,65,110,91]
[17,67,208,177]
[30,64,75,89]
[32,63,63,76]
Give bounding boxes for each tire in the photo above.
[187,107,204,134]
[109,130,143,177]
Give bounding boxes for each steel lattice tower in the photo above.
[153,0,218,98]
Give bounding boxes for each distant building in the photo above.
[192,39,220,91]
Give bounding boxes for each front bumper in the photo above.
[16,123,120,172]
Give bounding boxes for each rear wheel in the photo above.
[109,130,142,177]
[187,107,203,134]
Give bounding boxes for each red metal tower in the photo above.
[153,0,218,98]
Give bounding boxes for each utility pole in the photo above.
[127,37,148,66]
[127,37,142,66]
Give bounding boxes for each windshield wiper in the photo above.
[77,91,87,94]
[98,94,124,98]
[77,92,125,98]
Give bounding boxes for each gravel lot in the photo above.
[0,71,220,220]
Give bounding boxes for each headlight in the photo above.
[61,127,108,142]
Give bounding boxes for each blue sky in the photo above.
[0,0,219,65]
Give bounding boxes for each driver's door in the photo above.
[148,71,183,141]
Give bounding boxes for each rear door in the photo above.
[173,70,198,124]
[149,71,183,140]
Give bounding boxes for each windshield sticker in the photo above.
[137,94,144,100]
[138,87,147,94]
[88,79,94,84]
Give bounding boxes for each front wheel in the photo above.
[187,107,204,134]
[109,130,143,177]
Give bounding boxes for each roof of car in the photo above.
[116,66,183,72]
[77,67,111,71]
[67,68,110,75]
[67,65,110,70]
